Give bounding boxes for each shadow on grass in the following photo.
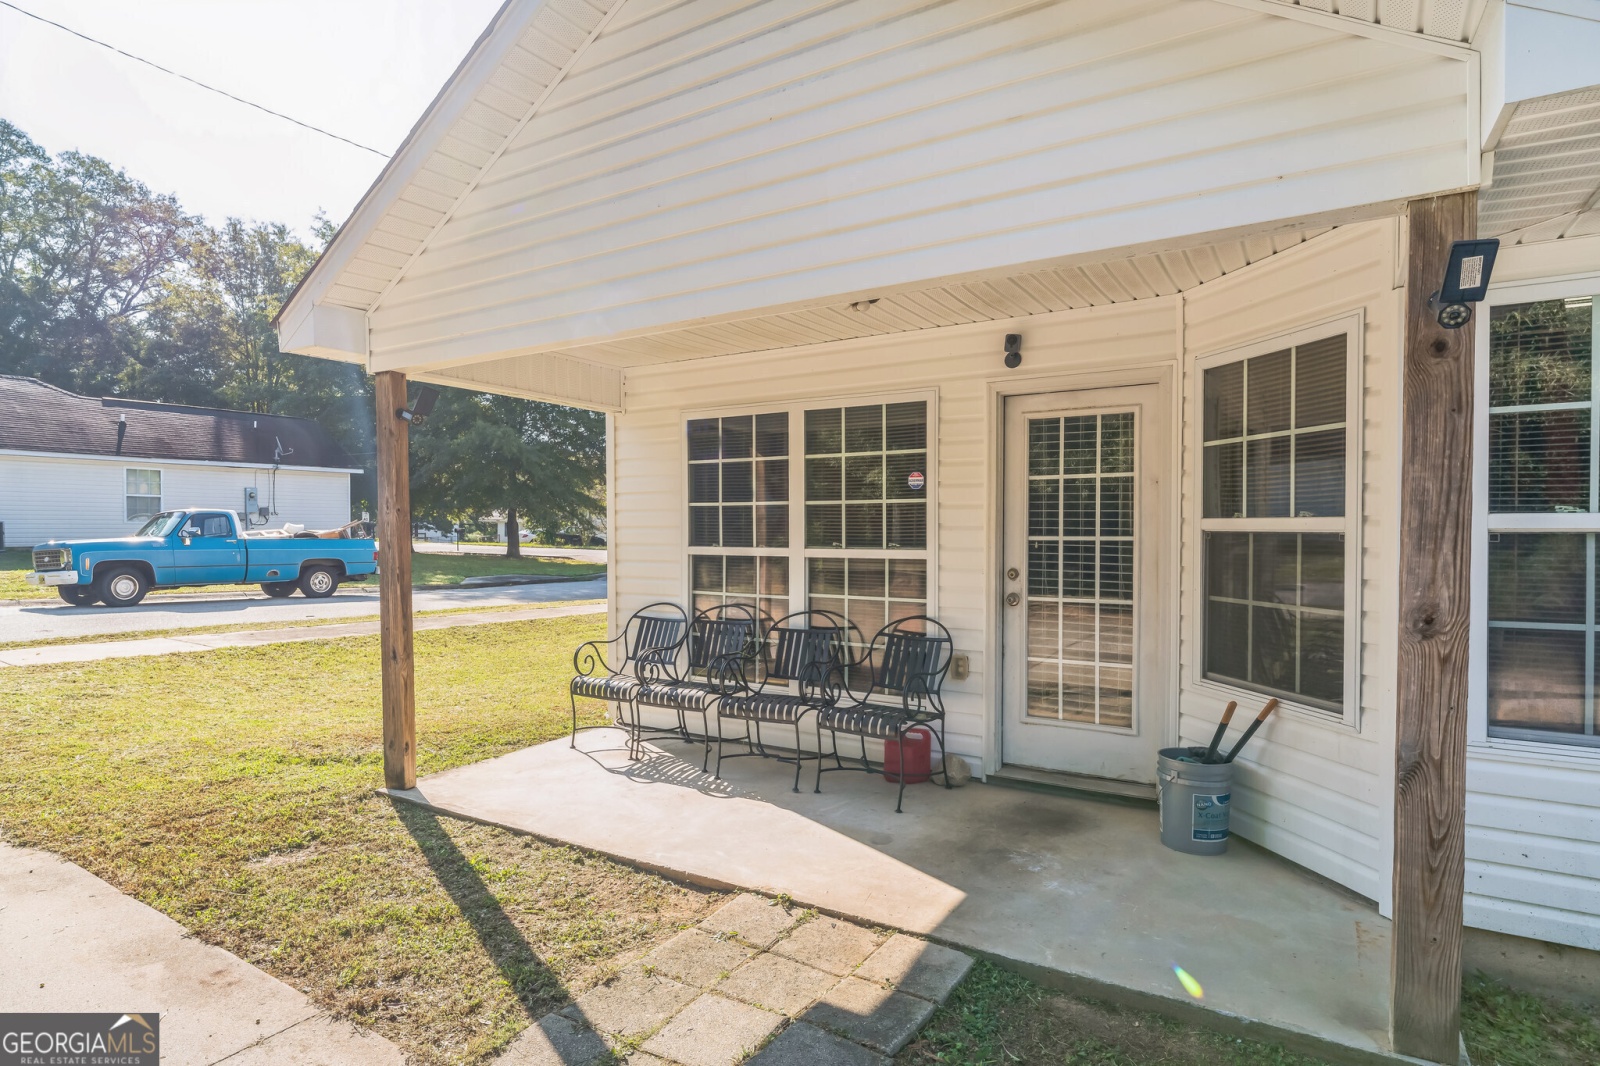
[390,798,564,1017]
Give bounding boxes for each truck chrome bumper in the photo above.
[25,571,81,587]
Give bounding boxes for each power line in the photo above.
[0,0,391,158]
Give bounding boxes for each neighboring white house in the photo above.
[277,1,1600,1056]
[0,376,361,546]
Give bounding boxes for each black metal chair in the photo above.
[714,610,850,792]
[634,603,761,771]
[814,616,953,813]
[569,602,688,759]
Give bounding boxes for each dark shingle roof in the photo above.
[0,376,357,469]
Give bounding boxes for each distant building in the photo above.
[0,376,360,547]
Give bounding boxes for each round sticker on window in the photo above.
[907,471,925,491]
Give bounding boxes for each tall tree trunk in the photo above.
[505,506,521,559]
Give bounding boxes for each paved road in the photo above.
[0,577,607,644]
[411,541,606,563]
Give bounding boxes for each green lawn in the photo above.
[0,617,712,1065]
[903,959,1600,1066]
[0,547,601,600]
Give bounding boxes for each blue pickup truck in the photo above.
[26,509,378,607]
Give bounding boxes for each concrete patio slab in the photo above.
[497,1013,611,1066]
[0,843,403,1066]
[389,729,1401,1064]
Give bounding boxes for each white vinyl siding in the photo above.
[1468,262,1600,952]
[365,0,1472,369]
[1180,221,1399,908]
[0,455,351,547]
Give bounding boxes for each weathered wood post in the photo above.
[374,370,416,790]
[1390,192,1475,1063]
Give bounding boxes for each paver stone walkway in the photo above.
[502,892,973,1065]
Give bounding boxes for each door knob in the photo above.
[1006,592,1021,607]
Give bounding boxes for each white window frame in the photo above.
[1188,312,1364,728]
[681,389,940,635]
[125,467,162,521]
[1470,271,1600,764]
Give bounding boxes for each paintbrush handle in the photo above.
[1202,701,1237,763]
[1224,699,1280,763]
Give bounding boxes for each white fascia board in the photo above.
[278,303,368,363]
[276,300,366,364]
[1480,1,1600,150]
[0,449,363,475]
[274,0,543,329]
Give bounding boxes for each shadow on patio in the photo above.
[386,729,1396,1064]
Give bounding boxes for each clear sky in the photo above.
[0,0,504,237]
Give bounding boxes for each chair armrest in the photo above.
[703,653,752,694]
[573,632,627,676]
[633,646,682,683]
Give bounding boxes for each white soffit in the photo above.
[1481,86,1600,239]
[1253,0,1488,42]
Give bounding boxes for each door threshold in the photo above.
[990,765,1156,804]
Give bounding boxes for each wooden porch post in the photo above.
[374,370,416,790]
[1390,192,1475,1063]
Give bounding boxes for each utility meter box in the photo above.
[243,487,259,523]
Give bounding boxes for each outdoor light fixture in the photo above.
[1004,333,1022,369]
[397,385,440,424]
[1428,238,1499,329]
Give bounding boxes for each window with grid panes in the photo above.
[1201,335,1349,713]
[804,401,930,662]
[1485,295,1600,748]
[688,413,789,549]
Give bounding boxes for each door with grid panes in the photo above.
[1001,386,1172,781]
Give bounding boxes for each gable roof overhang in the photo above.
[278,0,1498,412]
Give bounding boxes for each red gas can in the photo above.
[884,726,933,784]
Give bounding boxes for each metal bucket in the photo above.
[1157,747,1234,855]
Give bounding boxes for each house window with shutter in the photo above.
[126,468,162,520]
[1199,330,1355,717]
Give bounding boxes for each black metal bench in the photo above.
[714,610,847,792]
[815,615,953,812]
[634,603,762,771]
[569,602,688,759]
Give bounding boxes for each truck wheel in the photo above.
[299,566,340,599]
[95,566,149,608]
[261,582,297,598]
[57,586,98,606]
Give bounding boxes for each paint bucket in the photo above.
[1156,747,1234,855]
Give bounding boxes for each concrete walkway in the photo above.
[0,601,605,667]
[393,729,1410,1066]
[0,843,403,1066]
[508,892,973,1065]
